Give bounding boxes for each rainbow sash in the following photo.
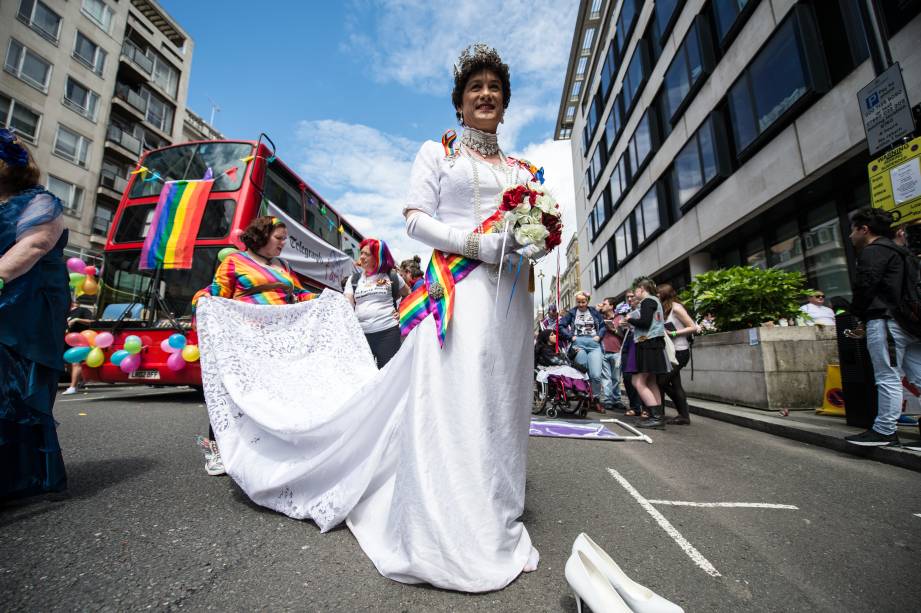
[399,210,504,347]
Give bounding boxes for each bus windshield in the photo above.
[129,142,254,199]
[97,247,223,321]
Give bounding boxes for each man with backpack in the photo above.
[845,207,921,449]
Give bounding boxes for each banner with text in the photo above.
[265,201,357,290]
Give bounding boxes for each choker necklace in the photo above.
[461,127,500,157]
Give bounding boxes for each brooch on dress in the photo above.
[442,129,459,167]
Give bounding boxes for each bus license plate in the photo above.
[129,369,160,380]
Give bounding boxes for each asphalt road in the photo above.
[2,385,920,612]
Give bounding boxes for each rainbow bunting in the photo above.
[398,209,505,347]
[139,179,214,270]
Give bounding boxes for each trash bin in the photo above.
[835,313,877,428]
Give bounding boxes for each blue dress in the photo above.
[0,186,69,500]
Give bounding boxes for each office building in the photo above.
[1,0,195,261]
[556,0,921,300]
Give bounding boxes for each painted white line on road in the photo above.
[647,501,799,510]
[607,468,721,578]
[914,513,921,518]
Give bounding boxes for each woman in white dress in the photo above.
[195,43,541,592]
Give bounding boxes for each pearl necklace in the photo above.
[464,145,514,281]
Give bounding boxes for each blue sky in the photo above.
[159,0,579,265]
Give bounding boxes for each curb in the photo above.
[685,400,921,473]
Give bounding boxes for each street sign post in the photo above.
[857,62,915,157]
[869,136,921,224]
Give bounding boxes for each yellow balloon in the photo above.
[181,344,200,362]
[83,277,99,296]
[85,346,105,368]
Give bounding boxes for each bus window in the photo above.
[114,199,237,243]
[304,188,339,245]
[264,167,304,222]
[341,225,361,260]
[129,142,253,199]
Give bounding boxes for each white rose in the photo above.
[515,223,549,246]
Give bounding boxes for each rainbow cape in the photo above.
[139,179,214,270]
[399,210,505,347]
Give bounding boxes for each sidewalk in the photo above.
[685,397,921,472]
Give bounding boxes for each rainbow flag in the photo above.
[139,179,214,270]
[398,209,506,347]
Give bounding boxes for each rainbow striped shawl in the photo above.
[140,179,214,270]
[398,210,505,348]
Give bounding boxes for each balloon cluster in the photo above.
[67,258,99,296]
[160,333,200,371]
[63,330,113,368]
[109,334,144,374]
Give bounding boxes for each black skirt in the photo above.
[633,336,671,374]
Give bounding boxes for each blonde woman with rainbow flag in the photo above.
[343,238,408,367]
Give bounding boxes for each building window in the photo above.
[587,145,605,192]
[570,81,582,101]
[152,56,179,99]
[663,18,711,124]
[594,246,611,286]
[73,31,107,75]
[54,125,91,167]
[17,0,62,44]
[614,218,634,265]
[63,77,100,121]
[672,115,724,208]
[582,27,596,51]
[566,105,576,120]
[4,39,52,92]
[92,205,114,236]
[590,0,603,19]
[621,42,648,114]
[47,175,84,214]
[727,10,829,157]
[628,110,655,178]
[608,155,629,209]
[635,185,662,245]
[576,56,588,77]
[653,0,683,45]
[144,92,174,134]
[604,96,623,154]
[711,0,753,46]
[0,93,42,143]
[81,0,113,33]
[599,40,618,98]
[616,0,640,55]
[591,186,613,240]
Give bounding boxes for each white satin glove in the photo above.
[405,211,518,264]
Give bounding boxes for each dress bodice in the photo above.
[404,140,528,231]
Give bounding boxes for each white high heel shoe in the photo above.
[572,533,683,613]
[565,550,632,613]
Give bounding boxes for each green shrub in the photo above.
[679,267,811,332]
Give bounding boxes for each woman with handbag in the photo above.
[625,278,671,429]
[657,283,700,425]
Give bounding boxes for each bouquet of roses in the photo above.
[497,181,563,254]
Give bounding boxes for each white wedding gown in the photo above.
[196,141,535,592]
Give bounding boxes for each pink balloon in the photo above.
[166,351,186,371]
[95,331,114,349]
[160,339,180,353]
[66,257,86,274]
[120,353,141,374]
[65,332,89,347]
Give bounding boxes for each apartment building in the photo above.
[557,0,921,301]
[182,107,223,142]
[0,0,195,260]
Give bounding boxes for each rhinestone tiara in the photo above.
[453,43,504,78]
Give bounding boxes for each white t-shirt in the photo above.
[344,271,407,334]
[800,302,836,326]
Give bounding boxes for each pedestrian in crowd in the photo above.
[534,329,566,367]
[698,312,718,333]
[799,290,836,326]
[540,303,559,331]
[408,263,424,291]
[344,238,409,368]
[400,255,422,288]
[0,128,70,500]
[559,291,606,413]
[625,278,671,429]
[844,207,921,449]
[657,283,699,425]
[62,299,94,395]
[192,215,317,475]
[620,290,644,417]
[598,297,626,411]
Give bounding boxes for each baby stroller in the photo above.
[533,365,593,419]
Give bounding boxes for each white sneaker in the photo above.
[62,387,78,395]
[205,440,226,476]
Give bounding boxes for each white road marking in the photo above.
[607,468,721,577]
[914,513,921,518]
[647,501,799,510]
[57,388,195,403]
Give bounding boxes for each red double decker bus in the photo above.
[87,136,362,386]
